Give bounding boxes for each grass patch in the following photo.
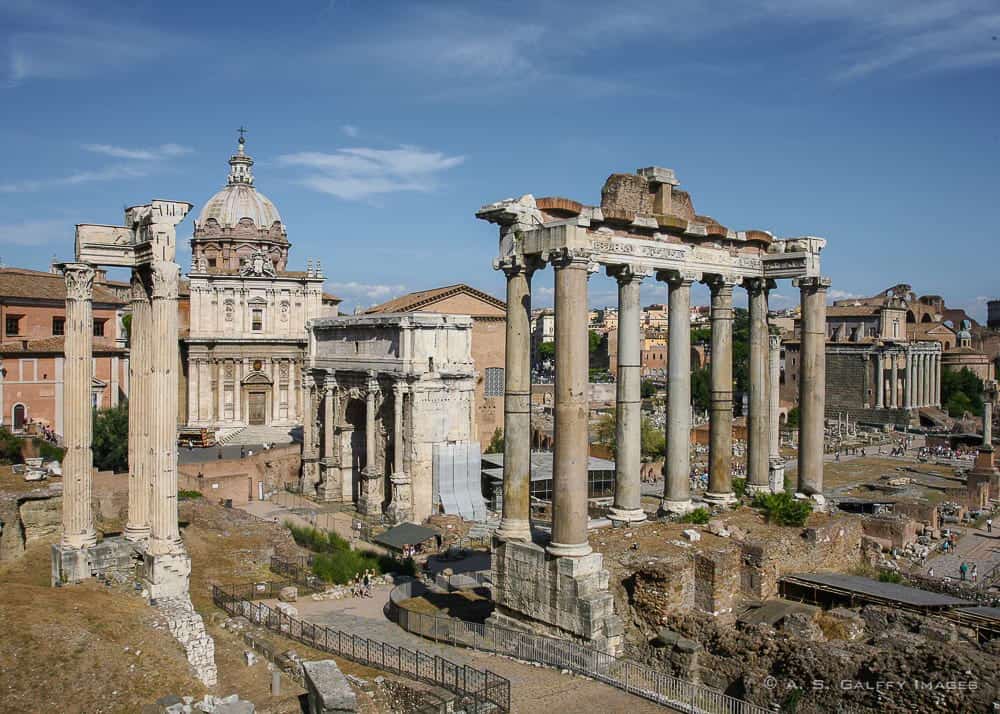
[878,569,903,584]
[286,523,417,584]
[679,507,711,524]
[751,491,812,527]
[177,490,203,501]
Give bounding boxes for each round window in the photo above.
[253,360,263,372]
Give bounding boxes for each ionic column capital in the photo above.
[769,334,782,350]
[495,254,543,277]
[548,247,593,270]
[323,376,338,396]
[393,380,408,397]
[606,262,653,285]
[149,260,180,300]
[705,273,740,294]
[61,263,96,301]
[742,276,774,294]
[657,268,702,287]
[793,276,832,292]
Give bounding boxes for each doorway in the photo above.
[12,403,26,431]
[248,392,267,425]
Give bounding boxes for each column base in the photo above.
[546,540,593,558]
[768,460,786,494]
[490,540,623,655]
[386,472,413,524]
[607,507,647,525]
[658,498,694,516]
[51,537,136,586]
[495,518,532,543]
[142,547,192,601]
[61,529,98,550]
[703,491,738,506]
[744,483,771,496]
[123,524,150,542]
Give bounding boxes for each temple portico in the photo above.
[478,166,828,653]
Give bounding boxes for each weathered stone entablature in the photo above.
[478,165,830,653]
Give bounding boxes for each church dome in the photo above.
[194,137,285,235]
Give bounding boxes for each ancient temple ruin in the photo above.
[477,167,829,652]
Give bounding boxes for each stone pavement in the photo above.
[290,586,675,713]
[923,524,1000,583]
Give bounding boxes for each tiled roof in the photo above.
[0,337,125,355]
[366,284,505,315]
[826,305,880,317]
[0,267,125,305]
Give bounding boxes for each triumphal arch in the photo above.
[477,167,829,652]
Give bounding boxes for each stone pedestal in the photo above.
[489,540,623,655]
[51,537,136,585]
[386,472,413,523]
[968,447,1000,505]
[317,458,343,502]
[143,549,193,601]
[357,468,384,516]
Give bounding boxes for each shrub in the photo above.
[752,491,812,527]
[311,549,382,585]
[733,478,747,499]
[485,427,504,454]
[35,439,65,462]
[0,428,24,464]
[680,507,711,524]
[878,569,902,584]
[92,404,128,472]
[287,523,350,554]
[178,490,203,501]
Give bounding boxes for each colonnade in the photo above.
[876,347,941,410]
[496,249,829,555]
[60,260,183,556]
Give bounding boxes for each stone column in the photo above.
[876,353,884,408]
[60,263,97,549]
[746,278,771,494]
[387,381,413,523]
[933,353,941,407]
[496,258,534,542]
[358,372,383,516]
[148,260,182,556]
[660,271,698,513]
[323,378,336,460]
[795,277,830,496]
[548,249,592,558]
[705,276,736,505]
[607,264,648,524]
[300,372,319,494]
[768,334,784,492]
[903,347,913,409]
[890,353,899,408]
[922,353,930,408]
[125,268,151,541]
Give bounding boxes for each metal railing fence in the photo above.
[212,583,510,713]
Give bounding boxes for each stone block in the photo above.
[51,543,92,585]
[279,586,298,602]
[303,660,358,713]
[143,550,192,601]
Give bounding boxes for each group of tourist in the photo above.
[959,561,979,583]
[349,569,377,598]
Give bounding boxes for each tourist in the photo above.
[959,562,968,581]
[240,445,246,459]
[988,518,993,535]
[928,567,934,578]
[971,564,978,583]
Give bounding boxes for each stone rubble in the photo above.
[155,596,218,687]
[147,694,254,714]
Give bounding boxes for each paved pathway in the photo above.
[923,523,1000,583]
[291,587,675,713]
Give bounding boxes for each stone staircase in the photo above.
[467,515,501,541]
[219,425,297,446]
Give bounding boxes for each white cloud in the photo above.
[327,281,408,301]
[0,218,68,246]
[0,165,147,193]
[827,289,863,301]
[82,143,192,160]
[279,146,465,200]
[341,125,359,138]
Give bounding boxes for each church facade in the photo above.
[183,137,339,432]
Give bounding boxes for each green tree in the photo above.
[640,380,657,399]
[752,491,812,527]
[786,406,800,429]
[941,367,984,417]
[0,428,24,464]
[732,308,750,397]
[588,330,603,354]
[595,412,664,459]
[537,341,555,361]
[122,313,132,346]
[486,427,504,454]
[92,403,129,472]
[691,327,711,344]
[691,367,711,412]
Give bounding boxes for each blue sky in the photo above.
[1,0,998,316]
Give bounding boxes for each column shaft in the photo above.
[393,384,405,475]
[662,273,695,511]
[609,265,646,523]
[548,251,592,557]
[922,353,930,407]
[768,334,783,490]
[904,350,913,409]
[125,270,151,541]
[933,353,941,407]
[148,261,182,555]
[496,261,533,542]
[61,263,97,549]
[323,382,336,459]
[796,277,830,495]
[746,279,770,492]
[876,353,884,408]
[706,278,735,504]
[890,355,898,408]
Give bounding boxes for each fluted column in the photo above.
[933,352,941,407]
[922,353,930,407]
[60,263,97,549]
[387,380,412,523]
[300,372,319,493]
[660,271,698,513]
[358,371,383,515]
[323,378,336,459]
[876,353,884,408]
[795,276,830,496]
[148,260,182,556]
[768,334,783,491]
[496,257,534,542]
[705,275,737,505]
[903,347,913,409]
[125,268,151,541]
[890,353,899,408]
[393,382,405,475]
[746,278,771,494]
[548,249,592,558]
[607,264,648,524]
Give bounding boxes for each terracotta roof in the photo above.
[0,267,125,305]
[0,336,125,355]
[322,292,342,303]
[366,284,505,316]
